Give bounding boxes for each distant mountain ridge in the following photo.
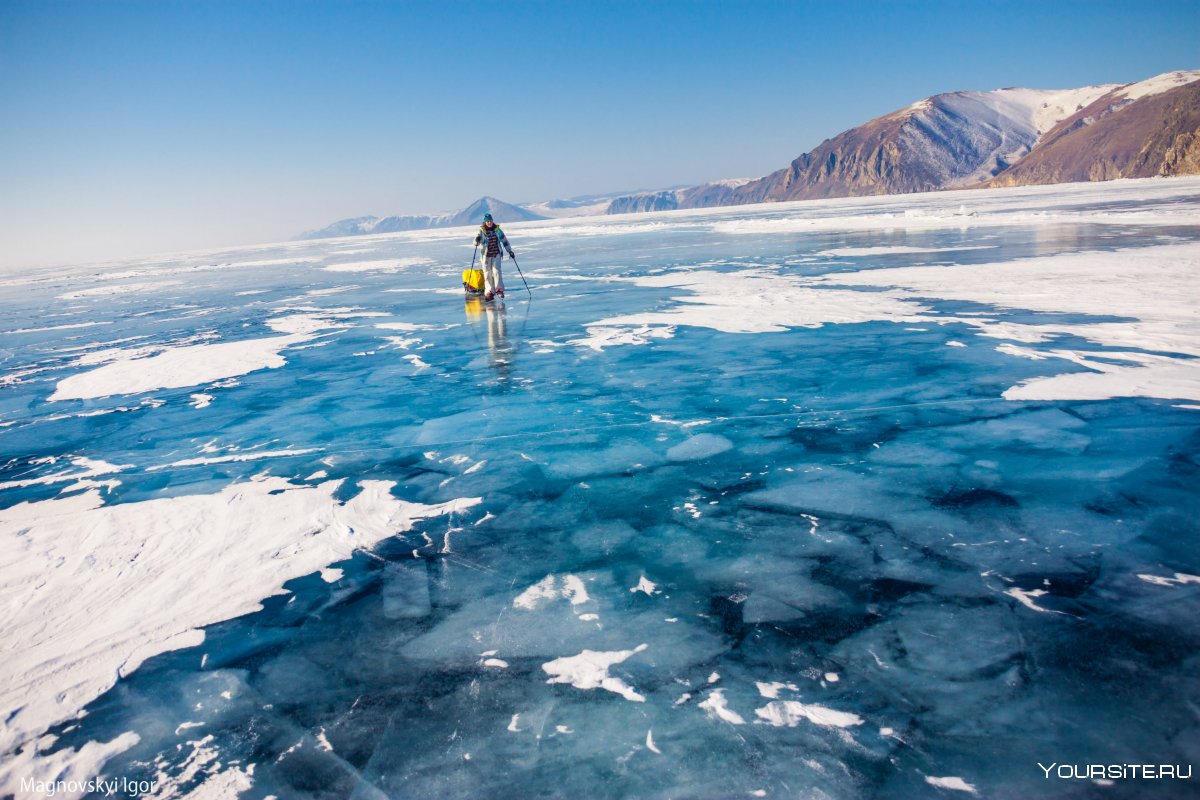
[297,69,1200,240]
[297,196,542,240]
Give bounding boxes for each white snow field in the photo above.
[1,176,1198,798]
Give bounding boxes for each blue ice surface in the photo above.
[1,193,1199,799]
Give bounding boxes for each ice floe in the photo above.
[48,312,359,401]
[0,476,478,759]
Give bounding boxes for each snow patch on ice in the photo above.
[630,576,659,596]
[569,324,675,351]
[514,574,592,610]
[403,354,431,370]
[49,312,357,401]
[576,268,927,348]
[376,321,437,331]
[154,735,255,799]
[1137,572,1200,588]
[542,644,649,702]
[0,457,128,492]
[754,701,863,728]
[0,476,479,758]
[828,242,1200,403]
[925,775,978,794]
[698,689,746,725]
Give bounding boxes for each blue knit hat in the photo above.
[483,213,493,222]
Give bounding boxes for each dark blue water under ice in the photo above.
[2,206,1198,798]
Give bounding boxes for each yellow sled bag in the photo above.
[462,268,485,294]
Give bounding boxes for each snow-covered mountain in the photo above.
[699,84,1117,205]
[674,69,1198,207]
[988,70,1200,186]
[297,70,1199,239]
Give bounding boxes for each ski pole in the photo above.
[464,243,480,295]
[510,255,532,297]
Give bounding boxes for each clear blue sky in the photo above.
[1,0,1197,270]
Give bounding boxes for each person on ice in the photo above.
[474,212,515,301]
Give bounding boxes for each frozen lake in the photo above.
[2,178,1199,798]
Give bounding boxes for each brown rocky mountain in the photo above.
[988,78,1200,186]
[602,70,1198,215]
[608,84,1118,211]
[724,102,940,203]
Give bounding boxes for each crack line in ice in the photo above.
[1004,587,1071,616]
[146,448,321,471]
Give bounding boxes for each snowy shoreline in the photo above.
[568,239,1200,404]
[2,176,1198,288]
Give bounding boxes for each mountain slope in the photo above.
[988,71,1200,186]
[446,196,544,227]
[706,85,1114,206]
